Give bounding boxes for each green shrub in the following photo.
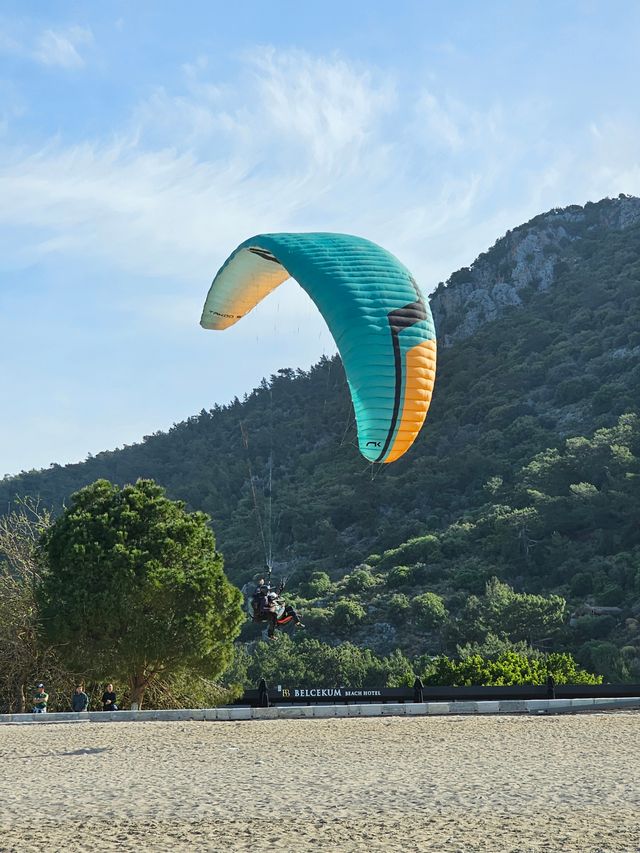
[411,592,448,631]
[387,593,411,625]
[301,571,332,598]
[332,599,366,630]
[386,565,412,589]
[343,567,377,594]
[419,651,600,686]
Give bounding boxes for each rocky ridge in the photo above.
[430,194,640,346]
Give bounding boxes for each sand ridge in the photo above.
[1,713,639,851]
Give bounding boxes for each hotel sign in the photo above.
[278,687,383,699]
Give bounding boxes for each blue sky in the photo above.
[1,1,640,476]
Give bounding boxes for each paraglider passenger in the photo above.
[283,602,304,628]
[273,576,304,627]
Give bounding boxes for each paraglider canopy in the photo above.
[201,233,437,463]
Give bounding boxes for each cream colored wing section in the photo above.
[201,232,437,464]
[200,247,290,331]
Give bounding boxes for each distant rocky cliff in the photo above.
[430,195,640,346]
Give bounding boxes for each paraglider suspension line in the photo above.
[267,388,274,571]
[240,421,269,570]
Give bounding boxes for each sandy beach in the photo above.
[1,713,639,852]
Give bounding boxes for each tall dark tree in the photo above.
[39,479,243,708]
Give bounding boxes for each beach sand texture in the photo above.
[1,714,639,852]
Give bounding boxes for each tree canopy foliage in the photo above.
[38,479,243,707]
[224,636,598,689]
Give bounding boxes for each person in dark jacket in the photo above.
[72,685,89,712]
[255,585,278,638]
[102,683,118,711]
[251,577,267,617]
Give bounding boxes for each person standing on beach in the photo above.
[32,683,48,713]
[72,685,89,712]
[102,684,118,711]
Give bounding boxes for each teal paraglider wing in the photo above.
[200,233,436,463]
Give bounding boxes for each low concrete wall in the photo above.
[1,695,638,725]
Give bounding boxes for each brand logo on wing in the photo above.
[212,311,240,319]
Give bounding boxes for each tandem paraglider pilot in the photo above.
[248,574,304,639]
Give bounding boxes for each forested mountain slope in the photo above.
[2,195,639,677]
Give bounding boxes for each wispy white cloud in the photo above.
[0,80,25,135]
[0,21,93,69]
[417,91,465,151]
[34,25,93,68]
[250,48,394,170]
[1,46,639,307]
[585,117,640,198]
[0,50,404,282]
[0,29,21,55]
[413,87,510,157]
